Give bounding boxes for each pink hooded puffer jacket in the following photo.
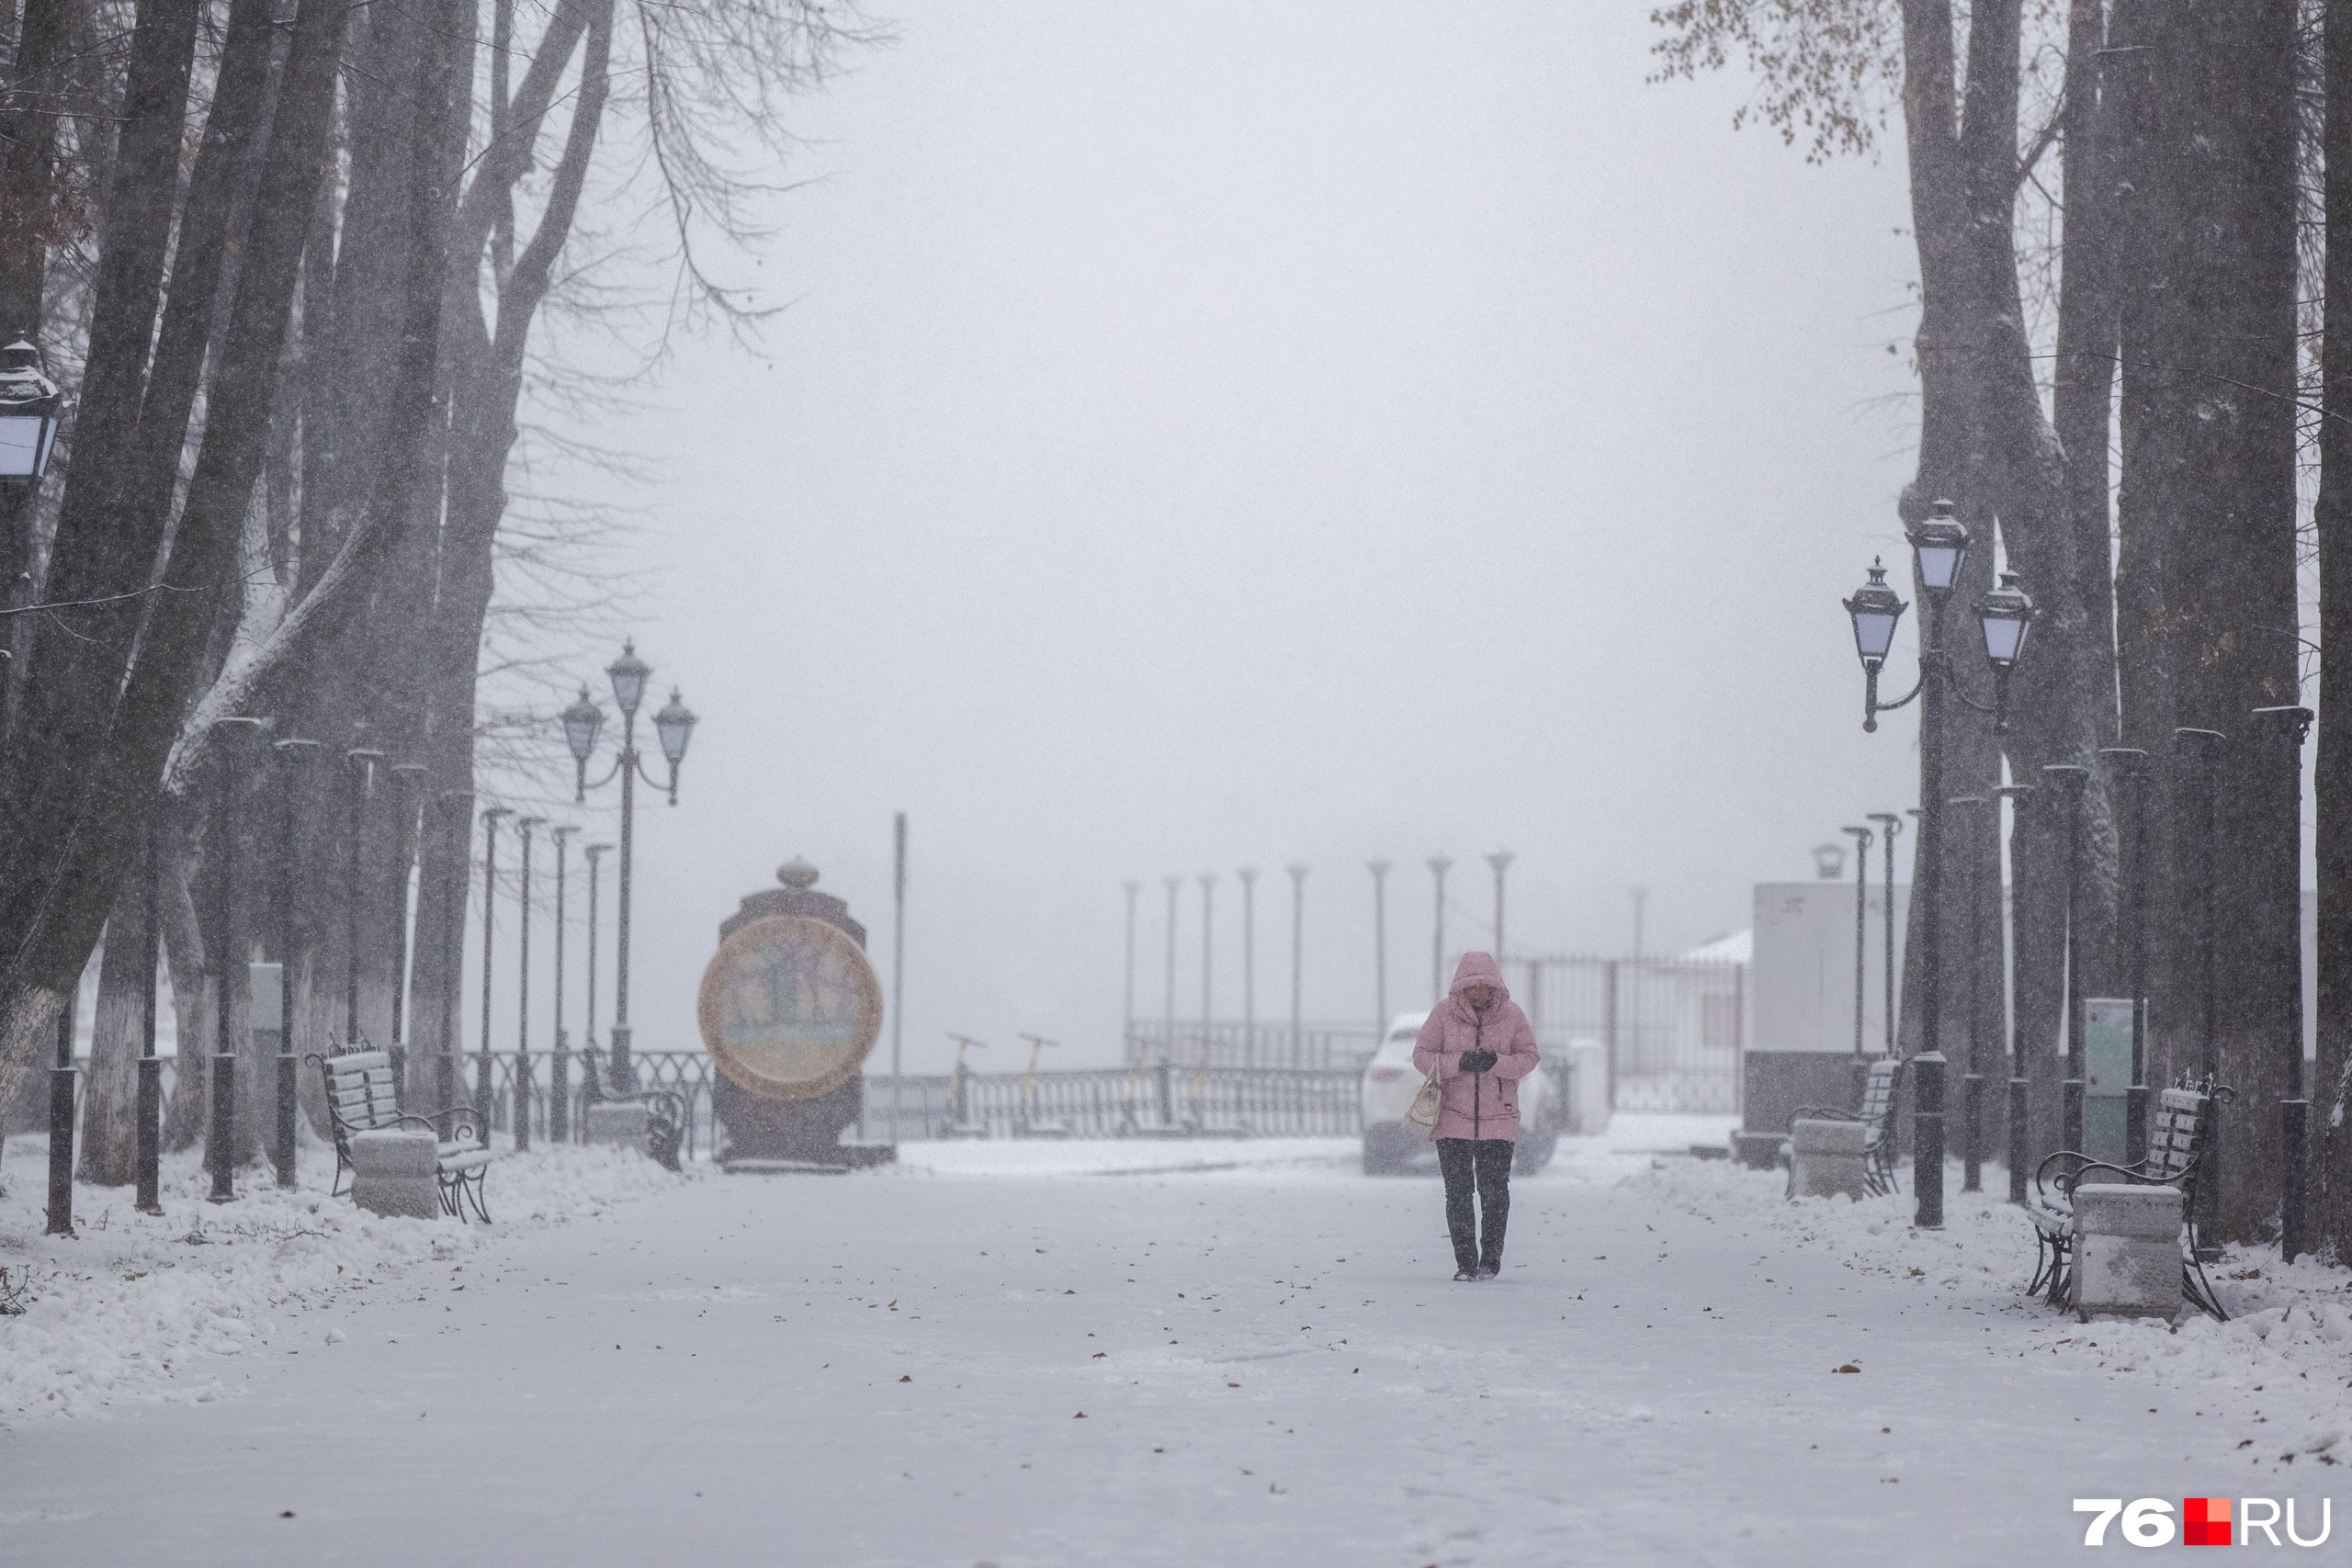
[1410,952,1539,1142]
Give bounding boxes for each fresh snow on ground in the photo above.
[0,1138,692,1420]
[5,1116,2351,1563]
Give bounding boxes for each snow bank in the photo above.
[1616,1149,2352,1461]
[0,1139,691,1423]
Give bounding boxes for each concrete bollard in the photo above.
[584,1100,650,1147]
[1787,1118,1869,1201]
[2070,1183,2184,1321]
[348,1129,440,1220]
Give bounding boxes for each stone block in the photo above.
[2071,1182,2184,1320]
[348,1129,439,1220]
[1787,1118,1868,1201]
[584,1100,650,1147]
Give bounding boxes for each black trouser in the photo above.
[1436,1137,1513,1272]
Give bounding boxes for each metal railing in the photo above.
[1120,1021,1377,1071]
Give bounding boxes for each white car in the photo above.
[1358,1010,1561,1176]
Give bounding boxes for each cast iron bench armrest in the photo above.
[1789,1105,1863,1122]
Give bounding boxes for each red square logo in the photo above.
[2184,1497,2232,1546]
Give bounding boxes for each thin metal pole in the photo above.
[1994,784,2034,1202]
[387,765,428,1076]
[2175,727,2227,1257]
[1286,864,1306,1069]
[1843,826,1873,1076]
[1198,873,1216,1065]
[514,817,542,1150]
[1367,861,1390,1032]
[1238,867,1257,1068]
[2042,764,2090,1159]
[135,813,163,1215]
[1951,795,1986,1192]
[437,793,474,1134]
[1428,856,1451,1001]
[209,721,263,1204]
[550,825,575,1144]
[45,956,76,1233]
[1121,878,1139,1067]
[1867,812,1904,1055]
[1487,852,1513,964]
[2098,748,2152,1167]
[612,712,638,1096]
[275,739,321,1186]
[478,807,508,1134]
[344,748,382,1047]
[585,843,608,1064]
[893,814,908,1138]
[1162,875,1179,1066]
[1913,608,1949,1230]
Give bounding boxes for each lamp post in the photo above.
[206,716,267,1205]
[1841,825,1873,1074]
[1487,851,1514,965]
[1286,864,1307,1068]
[512,816,544,1150]
[562,642,698,1100]
[1842,501,2035,1230]
[1864,813,1904,1056]
[2174,726,2226,1259]
[2042,763,2091,1161]
[892,813,908,1136]
[1428,856,1452,1001]
[1161,875,1180,1066]
[1238,867,1258,1067]
[1367,860,1391,1034]
[548,824,577,1144]
[583,842,611,1085]
[1198,872,1216,1065]
[272,737,322,1187]
[1122,880,1140,1067]
[135,814,164,1214]
[1993,784,2035,1202]
[477,807,510,1132]
[342,744,384,1055]
[2253,706,2314,1262]
[1948,795,1989,1192]
[435,791,474,1129]
[2098,746,2153,1168]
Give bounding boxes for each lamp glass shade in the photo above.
[560,687,605,762]
[653,689,698,764]
[1907,502,1970,596]
[1977,571,2034,671]
[1811,843,1846,880]
[606,641,651,716]
[1843,560,1907,665]
[0,342,63,479]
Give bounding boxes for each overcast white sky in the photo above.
[502,2,1928,1073]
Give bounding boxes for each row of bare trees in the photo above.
[1655,0,2323,1247]
[0,0,869,1177]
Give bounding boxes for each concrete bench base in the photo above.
[584,1101,650,1146]
[1787,1118,1869,1201]
[2071,1183,2184,1321]
[349,1129,440,1220]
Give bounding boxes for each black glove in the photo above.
[1459,1049,1498,1074]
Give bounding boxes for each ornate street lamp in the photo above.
[1840,498,2035,1230]
[563,640,699,1104]
[0,341,64,483]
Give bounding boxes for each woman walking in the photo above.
[1413,952,1539,1280]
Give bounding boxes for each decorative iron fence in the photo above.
[1502,954,1746,1113]
[31,1052,1363,1158]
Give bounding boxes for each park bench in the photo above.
[1786,1056,1905,1197]
[311,1049,497,1222]
[2025,1075,2233,1321]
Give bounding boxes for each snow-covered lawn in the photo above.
[5,1120,2351,1564]
[0,1137,692,1420]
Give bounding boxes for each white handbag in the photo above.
[1405,1058,1443,1137]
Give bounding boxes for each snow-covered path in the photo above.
[2,1131,2334,1565]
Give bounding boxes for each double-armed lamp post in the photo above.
[1842,500,2035,1230]
[562,641,697,1099]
